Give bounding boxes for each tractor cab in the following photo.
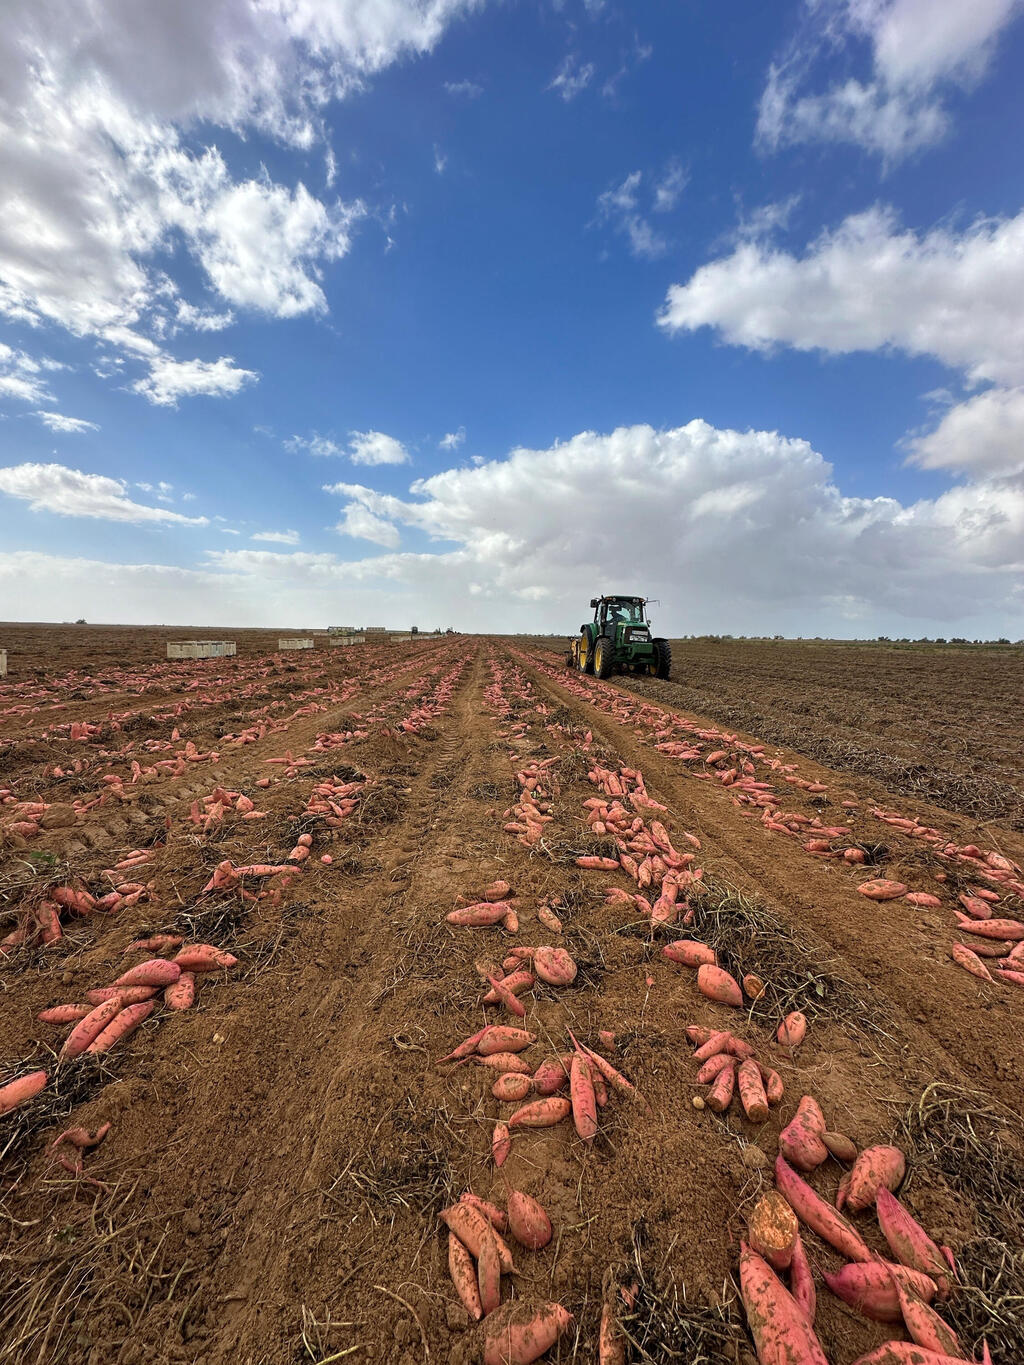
[566,594,671,679]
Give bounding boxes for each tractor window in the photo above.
[603,601,645,626]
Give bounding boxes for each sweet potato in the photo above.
[482,1301,573,1365]
[857,879,908,900]
[763,1068,785,1105]
[114,958,181,988]
[173,944,237,972]
[748,1190,798,1270]
[875,1188,953,1297]
[779,1097,828,1172]
[599,1299,625,1365]
[0,1069,48,1116]
[739,1244,829,1365]
[706,1060,736,1112]
[574,1040,646,1108]
[124,934,182,952]
[949,944,992,980]
[533,946,577,986]
[475,1053,533,1075]
[823,1262,936,1323]
[890,1270,960,1356]
[697,963,743,1007]
[86,1000,154,1053]
[743,973,766,1000]
[847,1345,965,1365]
[448,1232,483,1321]
[460,1193,508,1232]
[536,905,563,934]
[662,940,716,967]
[844,1145,906,1212]
[478,1027,536,1056]
[508,1096,572,1129]
[164,972,196,1010]
[693,1030,733,1062]
[777,1011,807,1047]
[904,892,942,907]
[37,1004,91,1024]
[954,914,1024,940]
[696,1053,735,1084]
[478,1224,502,1317]
[737,1060,770,1122]
[493,1122,511,1167]
[486,975,527,1018]
[447,903,509,927]
[789,1233,815,1323]
[775,1155,872,1262]
[441,1204,515,1272]
[86,985,158,1005]
[483,971,534,1003]
[483,880,512,902]
[532,1055,572,1094]
[507,1190,553,1250]
[570,1054,598,1143]
[822,1131,858,1163]
[61,998,123,1058]
[493,1073,532,1103]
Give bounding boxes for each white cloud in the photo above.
[594,172,667,260]
[549,55,595,101]
[33,410,99,433]
[440,427,465,450]
[907,387,1024,477]
[347,429,411,465]
[252,528,301,544]
[133,354,257,406]
[444,79,483,98]
[653,161,687,214]
[335,503,401,547]
[0,344,58,405]
[0,463,208,525]
[174,299,234,333]
[2,418,1021,634]
[758,0,1023,160]
[659,206,1024,386]
[0,0,478,362]
[285,432,345,457]
[433,145,448,175]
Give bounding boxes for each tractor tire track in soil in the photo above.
[1,636,1022,1365]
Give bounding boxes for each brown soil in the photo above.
[1,629,1022,1365]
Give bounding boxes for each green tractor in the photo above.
[565,595,672,680]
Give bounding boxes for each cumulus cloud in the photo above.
[907,387,1024,477]
[133,354,258,406]
[33,411,99,434]
[549,55,595,101]
[0,0,478,372]
[653,160,687,214]
[251,528,301,544]
[3,418,1020,634]
[758,0,1023,160]
[347,430,411,465]
[659,206,1024,387]
[0,463,209,525]
[335,502,402,546]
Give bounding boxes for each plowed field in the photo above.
[2,632,1022,1365]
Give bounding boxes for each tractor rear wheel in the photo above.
[593,635,615,678]
[652,638,672,679]
[579,633,595,674]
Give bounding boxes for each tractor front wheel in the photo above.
[579,633,595,674]
[652,638,672,679]
[593,635,615,679]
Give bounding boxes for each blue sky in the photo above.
[1,0,1022,636]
